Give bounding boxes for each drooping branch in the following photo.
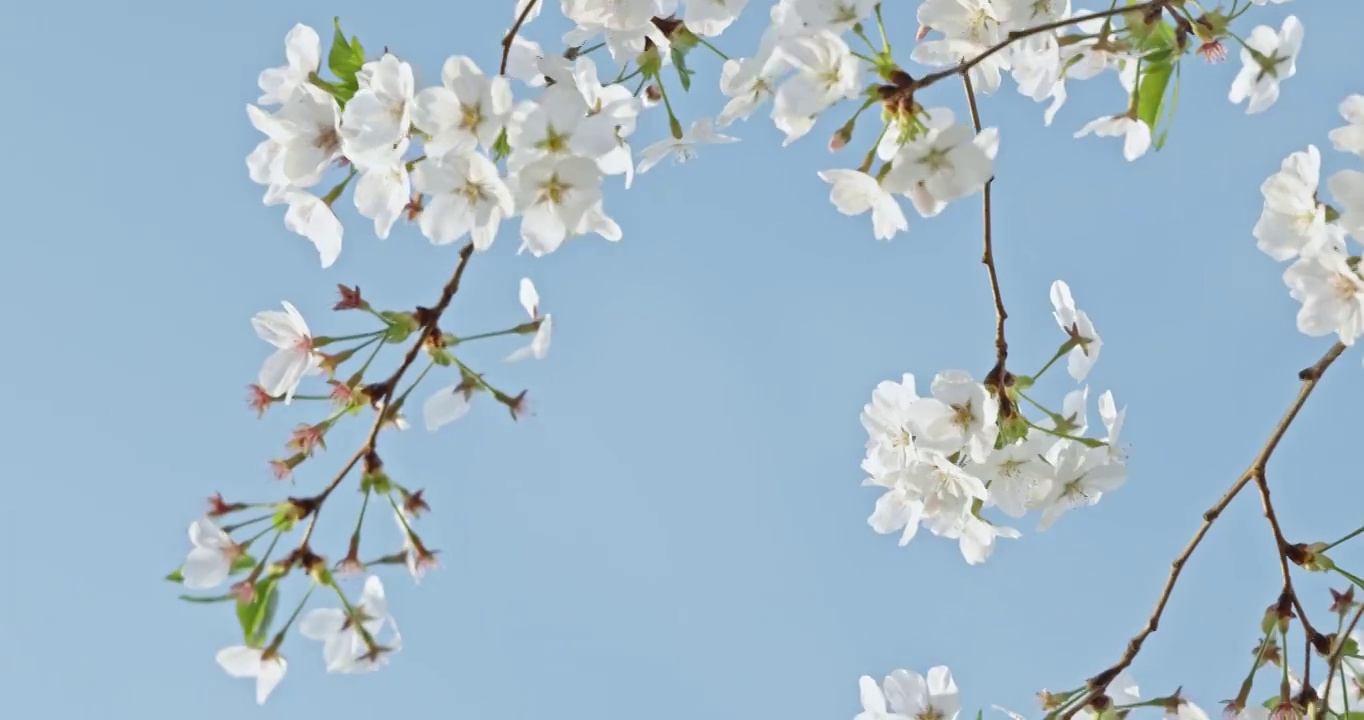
[959,73,1010,415]
[1061,342,1347,719]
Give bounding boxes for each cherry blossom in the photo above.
[182,517,240,590]
[257,24,321,106]
[1229,15,1304,114]
[216,645,287,705]
[251,301,323,403]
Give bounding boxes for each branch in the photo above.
[297,242,477,549]
[501,0,541,75]
[1061,342,1347,719]
[915,1,1163,92]
[959,73,1010,412]
[1253,469,1325,653]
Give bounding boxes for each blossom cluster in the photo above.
[1253,97,1364,348]
[168,0,1343,710]
[860,280,1125,564]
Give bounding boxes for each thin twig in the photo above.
[297,243,477,549]
[959,73,1009,411]
[1252,469,1323,649]
[1061,342,1347,719]
[915,2,1162,92]
[501,0,542,75]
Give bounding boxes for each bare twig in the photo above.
[1061,342,1348,719]
[501,0,542,75]
[1252,469,1323,650]
[297,243,476,549]
[959,73,1010,412]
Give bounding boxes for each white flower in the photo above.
[350,138,412,241]
[513,155,605,256]
[637,118,737,173]
[866,473,926,546]
[1074,114,1150,162]
[1049,280,1102,381]
[247,85,342,185]
[508,278,552,362]
[904,452,989,519]
[1329,168,1364,241]
[1229,16,1303,114]
[685,0,749,36]
[953,513,1020,565]
[1254,146,1327,262]
[411,55,513,157]
[251,301,323,403]
[506,84,617,169]
[299,575,401,673]
[182,517,239,590]
[1283,245,1364,345]
[215,646,287,705]
[914,0,1011,94]
[282,190,344,268]
[790,0,877,33]
[342,54,415,155]
[884,667,962,720]
[411,150,514,250]
[973,435,1053,518]
[856,674,910,720]
[861,374,931,474]
[771,30,861,144]
[1038,440,1126,529]
[423,384,472,432]
[257,24,320,106]
[913,370,1000,463]
[1329,95,1364,157]
[817,169,908,241]
[883,119,995,208]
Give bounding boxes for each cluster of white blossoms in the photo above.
[1253,95,1364,349]
[182,0,1348,710]
[860,280,1124,564]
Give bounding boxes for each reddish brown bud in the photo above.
[334,284,366,311]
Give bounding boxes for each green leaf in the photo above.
[1262,697,1280,709]
[179,593,235,604]
[166,568,184,583]
[1137,60,1174,136]
[231,554,258,574]
[670,47,693,91]
[1154,62,1182,151]
[328,18,365,84]
[1341,635,1362,658]
[236,577,280,648]
[326,17,365,106]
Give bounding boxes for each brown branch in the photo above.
[959,73,1010,412]
[1252,469,1324,652]
[914,2,1163,93]
[1060,342,1347,720]
[297,242,476,549]
[501,0,542,75]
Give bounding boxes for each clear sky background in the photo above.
[4,1,1364,718]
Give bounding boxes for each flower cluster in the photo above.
[860,281,1124,564]
[1253,97,1364,349]
[170,0,1358,711]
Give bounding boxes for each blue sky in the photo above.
[5,0,1364,718]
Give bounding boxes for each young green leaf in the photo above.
[236,576,280,648]
[166,568,185,583]
[326,17,365,106]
